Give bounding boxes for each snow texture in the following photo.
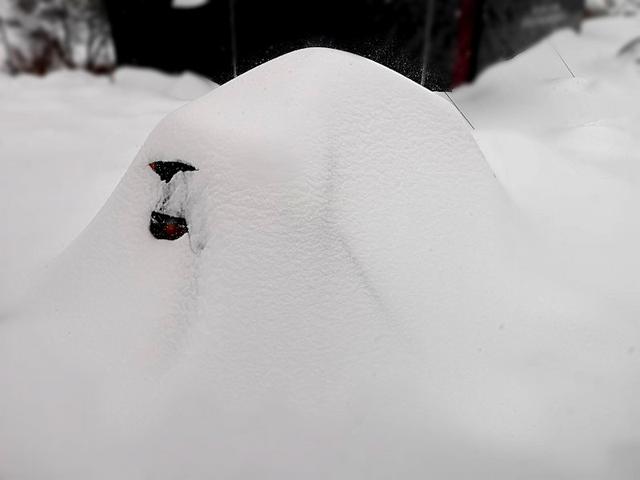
[0,68,212,308]
[0,40,639,479]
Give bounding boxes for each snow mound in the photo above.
[0,68,185,310]
[0,48,638,479]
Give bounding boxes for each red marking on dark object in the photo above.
[150,211,188,240]
[148,161,197,182]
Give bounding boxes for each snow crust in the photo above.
[1,39,639,479]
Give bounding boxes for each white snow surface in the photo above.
[452,17,640,309]
[0,68,212,308]
[1,18,640,479]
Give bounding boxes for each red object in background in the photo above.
[451,0,483,88]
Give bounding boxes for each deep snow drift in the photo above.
[0,68,214,308]
[452,16,640,309]
[0,44,639,479]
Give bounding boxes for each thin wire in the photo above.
[229,0,238,78]
[420,0,436,87]
[549,42,575,78]
[444,92,475,130]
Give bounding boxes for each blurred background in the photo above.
[0,0,637,90]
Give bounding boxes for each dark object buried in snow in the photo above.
[148,160,196,241]
[149,161,197,182]
[149,211,189,241]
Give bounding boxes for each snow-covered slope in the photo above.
[1,46,639,479]
[0,68,212,309]
[452,16,640,307]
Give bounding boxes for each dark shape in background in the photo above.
[476,0,584,82]
[0,0,114,75]
[104,0,584,91]
[104,0,234,81]
[232,1,426,86]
